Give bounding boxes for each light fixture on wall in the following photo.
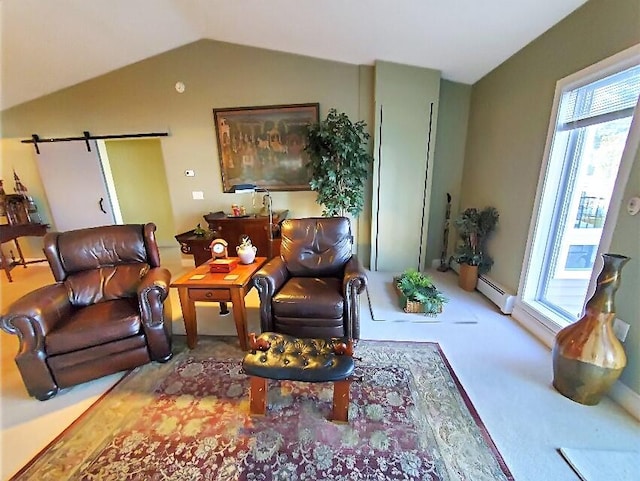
[230,184,273,258]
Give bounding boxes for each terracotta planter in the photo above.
[552,253,630,405]
[458,263,478,292]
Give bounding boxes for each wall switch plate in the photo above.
[185,170,195,177]
[192,191,204,200]
[613,318,630,342]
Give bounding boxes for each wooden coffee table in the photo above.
[171,257,267,351]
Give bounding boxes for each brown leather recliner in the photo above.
[0,223,173,400]
[252,217,367,339]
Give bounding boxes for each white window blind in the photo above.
[558,65,640,131]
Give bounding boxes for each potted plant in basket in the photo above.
[395,269,448,316]
[305,109,373,217]
[453,206,499,291]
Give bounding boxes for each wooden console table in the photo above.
[0,223,48,282]
[170,257,267,351]
[175,210,288,267]
[174,231,218,267]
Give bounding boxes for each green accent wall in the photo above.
[609,146,640,394]
[0,40,367,258]
[462,0,640,394]
[104,139,176,246]
[371,61,441,272]
[0,138,51,256]
[357,65,376,264]
[426,80,472,266]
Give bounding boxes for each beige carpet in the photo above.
[559,448,640,481]
[365,269,480,323]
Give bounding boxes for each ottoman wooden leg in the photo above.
[332,379,351,423]
[250,377,267,415]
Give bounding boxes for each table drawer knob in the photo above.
[188,288,231,302]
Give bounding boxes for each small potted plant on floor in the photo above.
[395,269,448,316]
[453,206,499,291]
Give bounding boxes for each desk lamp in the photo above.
[230,184,273,258]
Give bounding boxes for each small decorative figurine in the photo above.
[193,223,206,236]
[249,333,271,352]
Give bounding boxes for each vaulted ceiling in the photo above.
[1,0,587,111]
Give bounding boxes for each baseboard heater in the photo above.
[447,260,516,314]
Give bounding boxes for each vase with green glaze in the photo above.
[552,253,630,405]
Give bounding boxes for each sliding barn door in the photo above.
[35,141,116,231]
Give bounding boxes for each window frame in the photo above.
[513,44,640,346]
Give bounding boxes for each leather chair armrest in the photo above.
[342,255,367,340]
[137,267,173,362]
[1,283,71,347]
[252,257,289,332]
[253,256,289,295]
[137,267,171,327]
[0,283,70,401]
[343,255,367,295]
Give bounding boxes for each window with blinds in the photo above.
[519,51,640,329]
[558,65,640,131]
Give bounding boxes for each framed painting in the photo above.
[213,103,320,192]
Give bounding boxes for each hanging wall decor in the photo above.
[213,103,319,192]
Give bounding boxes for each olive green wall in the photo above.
[371,61,441,272]
[462,0,640,394]
[0,40,459,269]
[104,139,176,246]
[1,40,369,259]
[609,147,640,394]
[0,139,52,255]
[425,80,472,266]
[357,65,376,264]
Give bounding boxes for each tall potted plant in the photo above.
[453,206,499,291]
[305,109,373,217]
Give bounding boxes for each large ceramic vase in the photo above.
[552,253,630,405]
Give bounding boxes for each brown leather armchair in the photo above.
[0,223,173,400]
[252,217,367,339]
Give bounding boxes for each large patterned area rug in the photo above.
[13,337,513,481]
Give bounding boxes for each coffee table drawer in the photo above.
[189,288,231,302]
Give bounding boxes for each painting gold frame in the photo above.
[213,103,319,192]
